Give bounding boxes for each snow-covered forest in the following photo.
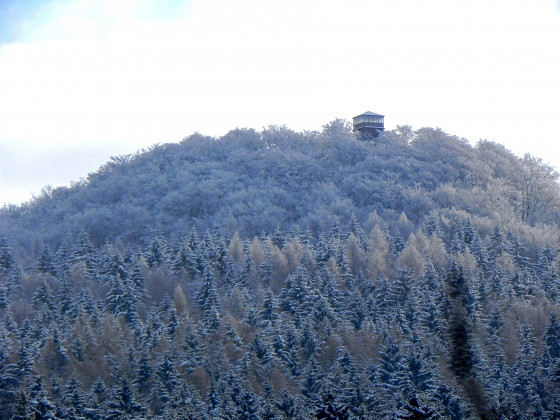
[1,121,560,418]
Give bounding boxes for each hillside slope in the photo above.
[1,121,560,418]
[1,121,559,250]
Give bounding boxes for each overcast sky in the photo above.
[1,0,559,206]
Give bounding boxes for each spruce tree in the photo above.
[196,262,222,332]
[37,247,57,277]
[543,311,560,383]
[0,236,16,273]
[512,323,547,417]
[106,378,146,418]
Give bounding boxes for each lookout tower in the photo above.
[353,111,384,139]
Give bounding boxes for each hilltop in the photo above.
[1,120,559,250]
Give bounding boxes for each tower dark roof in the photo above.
[354,111,384,118]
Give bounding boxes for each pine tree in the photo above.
[318,267,344,322]
[170,240,190,273]
[345,292,367,330]
[61,378,88,419]
[466,227,489,274]
[273,322,301,377]
[50,329,70,370]
[32,280,55,312]
[488,226,511,264]
[104,274,141,325]
[0,282,8,310]
[543,311,560,383]
[390,268,415,307]
[315,234,333,266]
[166,305,179,341]
[0,236,17,273]
[54,242,71,280]
[432,383,468,420]
[56,276,78,321]
[126,255,148,299]
[133,350,154,395]
[0,322,19,419]
[144,234,169,269]
[300,355,323,404]
[106,378,146,418]
[507,231,531,269]
[376,336,408,414]
[37,247,58,277]
[257,291,280,328]
[27,376,59,420]
[445,258,475,378]
[91,377,108,408]
[226,368,262,420]
[315,393,350,420]
[149,353,182,414]
[98,249,127,283]
[396,396,434,420]
[421,214,442,237]
[536,247,560,301]
[16,340,35,378]
[450,229,466,255]
[512,323,547,417]
[279,266,317,327]
[324,346,356,409]
[11,390,32,420]
[275,389,301,419]
[70,231,98,279]
[196,262,222,332]
[180,320,206,375]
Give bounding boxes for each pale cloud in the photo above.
[1,0,560,205]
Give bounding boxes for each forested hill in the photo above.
[2,121,560,418]
[1,120,559,250]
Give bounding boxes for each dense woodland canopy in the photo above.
[1,120,560,418]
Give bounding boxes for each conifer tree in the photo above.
[104,273,141,325]
[488,226,511,264]
[0,322,19,418]
[543,311,560,383]
[536,247,560,301]
[27,376,59,420]
[11,390,32,420]
[512,323,547,417]
[257,291,280,328]
[91,377,108,407]
[0,236,16,273]
[37,247,57,277]
[144,234,169,269]
[274,389,302,419]
[315,393,350,420]
[325,346,357,409]
[61,378,88,419]
[106,378,146,418]
[70,231,98,278]
[196,262,222,332]
[54,242,71,280]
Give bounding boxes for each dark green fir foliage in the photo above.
[69,231,98,279]
[537,247,560,301]
[543,311,560,385]
[0,236,16,273]
[511,323,548,417]
[0,324,19,419]
[107,378,146,418]
[446,259,473,376]
[197,261,222,332]
[37,247,57,277]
